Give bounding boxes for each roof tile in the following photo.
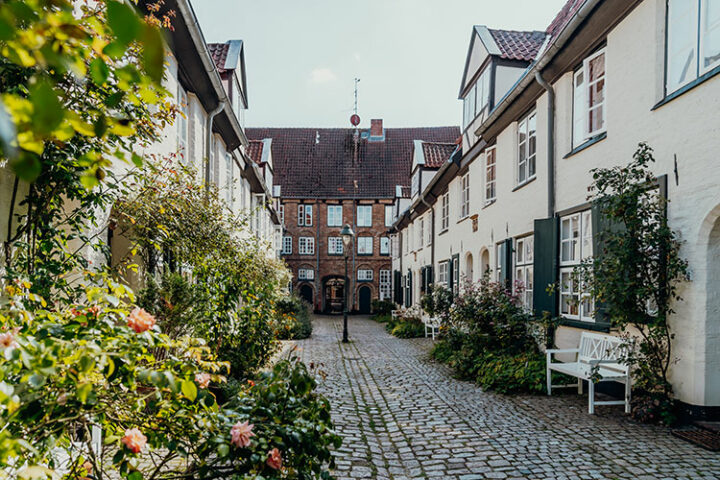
[246,127,460,199]
[207,42,230,72]
[421,142,457,169]
[488,29,547,62]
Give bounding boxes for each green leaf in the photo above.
[29,80,63,135]
[131,152,143,168]
[10,154,41,182]
[142,24,165,84]
[106,0,141,46]
[28,374,45,388]
[181,379,197,402]
[127,471,143,480]
[76,383,93,403]
[217,443,229,458]
[90,57,110,85]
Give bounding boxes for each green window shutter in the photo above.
[591,200,625,324]
[533,217,558,318]
[427,265,434,286]
[406,270,413,307]
[393,270,402,304]
[498,239,513,289]
[498,241,507,286]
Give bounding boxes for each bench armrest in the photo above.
[546,348,579,354]
[588,359,628,367]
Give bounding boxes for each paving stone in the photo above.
[298,315,720,479]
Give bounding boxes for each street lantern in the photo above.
[340,224,354,343]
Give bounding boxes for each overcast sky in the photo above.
[192,0,568,129]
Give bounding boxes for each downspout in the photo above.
[205,102,225,196]
[419,196,435,279]
[535,71,555,218]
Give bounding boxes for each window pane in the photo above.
[702,0,720,70]
[667,0,699,91]
[573,69,587,146]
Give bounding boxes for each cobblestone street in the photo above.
[296,315,720,480]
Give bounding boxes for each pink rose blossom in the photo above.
[195,373,211,389]
[266,448,282,470]
[127,308,156,333]
[230,420,255,448]
[121,428,147,454]
[0,331,17,349]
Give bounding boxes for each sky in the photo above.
[192,0,568,129]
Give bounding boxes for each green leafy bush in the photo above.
[371,299,396,316]
[386,313,425,339]
[372,313,391,323]
[137,272,202,339]
[274,295,313,340]
[430,278,549,393]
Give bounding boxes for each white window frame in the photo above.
[177,86,188,160]
[485,147,496,205]
[418,218,424,248]
[385,205,394,227]
[357,236,373,255]
[279,204,284,225]
[298,236,315,255]
[517,111,537,185]
[282,236,292,255]
[357,205,372,227]
[573,48,607,147]
[440,192,449,231]
[514,235,534,312]
[297,205,313,227]
[379,269,392,300]
[225,153,233,205]
[298,268,315,281]
[327,205,343,227]
[357,269,374,281]
[328,236,344,255]
[438,261,449,285]
[380,237,390,255]
[460,173,470,218]
[559,210,594,322]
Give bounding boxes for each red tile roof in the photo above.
[207,42,230,72]
[488,29,547,62]
[546,0,586,43]
[246,126,460,199]
[246,140,264,165]
[421,142,457,169]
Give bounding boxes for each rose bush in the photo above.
[0,277,340,479]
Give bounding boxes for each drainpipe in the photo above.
[205,102,225,196]
[419,196,435,277]
[535,71,555,218]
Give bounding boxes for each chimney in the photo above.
[370,119,383,138]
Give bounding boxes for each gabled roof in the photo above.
[547,0,586,43]
[421,142,457,169]
[246,140,264,165]
[488,29,547,62]
[207,39,248,108]
[207,42,230,72]
[246,126,460,199]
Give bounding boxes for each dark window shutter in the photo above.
[393,270,402,304]
[498,239,513,289]
[533,217,559,318]
[427,265,434,286]
[407,270,413,306]
[591,201,625,324]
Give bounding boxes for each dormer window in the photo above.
[463,67,491,129]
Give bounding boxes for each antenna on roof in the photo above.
[350,78,361,129]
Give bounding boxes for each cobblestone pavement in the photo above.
[296,315,720,480]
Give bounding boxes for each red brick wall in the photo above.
[281,198,393,313]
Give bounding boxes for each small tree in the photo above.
[580,142,688,423]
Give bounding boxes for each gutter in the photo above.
[535,71,555,218]
[474,0,601,138]
[175,0,249,148]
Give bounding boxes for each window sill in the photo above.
[327,253,343,257]
[357,253,374,256]
[438,228,449,236]
[563,132,607,159]
[558,317,611,333]
[482,199,496,209]
[653,64,720,111]
[456,215,470,225]
[512,176,537,192]
[380,253,390,256]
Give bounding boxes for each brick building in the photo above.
[246,121,459,313]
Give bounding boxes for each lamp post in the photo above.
[340,224,354,343]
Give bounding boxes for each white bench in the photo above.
[546,331,631,414]
[391,310,401,322]
[421,314,441,340]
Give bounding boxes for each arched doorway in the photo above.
[299,284,314,307]
[323,277,345,314]
[465,252,474,285]
[358,285,372,314]
[480,248,490,278]
[704,209,720,405]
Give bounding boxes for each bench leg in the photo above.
[424,324,428,338]
[578,379,583,395]
[588,381,595,414]
[431,326,435,341]
[546,364,552,396]
[625,377,632,414]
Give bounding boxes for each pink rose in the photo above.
[0,331,17,349]
[266,448,282,470]
[121,428,147,454]
[195,373,211,389]
[230,420,255,448]
[127,308,156,333]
